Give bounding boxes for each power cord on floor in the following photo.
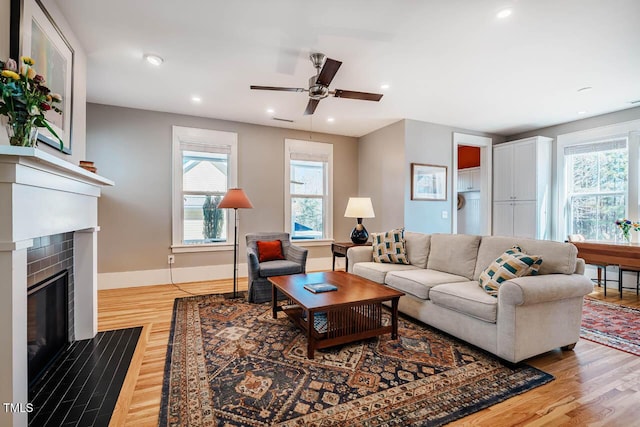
[168,259,199,296]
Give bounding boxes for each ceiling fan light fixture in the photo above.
[144,53,164,66]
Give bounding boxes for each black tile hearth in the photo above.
[28,327,141,427]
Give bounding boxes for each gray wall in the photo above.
[86,103,359,274]
[358,119,501,235]
[403,119,501,234]
[357,120,405,233]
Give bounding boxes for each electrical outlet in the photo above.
[441,210,448,219]
[168,255,175,264]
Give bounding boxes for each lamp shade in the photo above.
[218,188,254,209]
[344,197,375,218]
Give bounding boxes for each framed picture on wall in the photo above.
[10,0,74,154]
[411,163,447,201]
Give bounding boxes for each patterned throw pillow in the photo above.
[478,246,543,297]
[371,229,410,264]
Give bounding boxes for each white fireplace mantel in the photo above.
[0,147,113,427]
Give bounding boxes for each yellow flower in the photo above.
[20,56,34,66]
[1,70,20,80]
[20,65,36,79]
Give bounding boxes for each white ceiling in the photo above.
[56,0,640,138]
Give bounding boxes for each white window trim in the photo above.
[284,139,334,240]
[171,126,238,252]
[555,119,640,241]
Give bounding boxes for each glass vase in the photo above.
[5,121,39,147]
[622,230,631,243]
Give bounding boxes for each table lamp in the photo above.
[218,188,253,299]
[344,197,375,244]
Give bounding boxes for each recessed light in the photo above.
[496,8,512,19]
[577,87,593,93]
[191,96,202,103]
[327,117,335,123]
[266,108,275,114]
[144,54,164,66]
[380,84,390,90]
[577,110,587,115]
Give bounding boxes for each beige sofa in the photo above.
[347,233,593,363]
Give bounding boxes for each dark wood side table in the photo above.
[331,242,372,272]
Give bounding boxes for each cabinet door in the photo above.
[493,146,513,201]
[457,170,469,191]
[470,168,481,191]
[512,141,537,200]
[512,201,537,239]
[492,202,514,236]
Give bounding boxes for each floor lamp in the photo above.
[218,188,253,299]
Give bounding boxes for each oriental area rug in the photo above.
[159,295,553,426]
[581,297,640,356]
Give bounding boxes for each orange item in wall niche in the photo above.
[257,240,285,262]
[458,146,480,169]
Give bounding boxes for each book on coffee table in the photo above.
[304,283,338,293]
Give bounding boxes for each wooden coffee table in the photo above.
[269,271,404,358]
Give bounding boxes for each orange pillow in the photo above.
[256,240,285,262]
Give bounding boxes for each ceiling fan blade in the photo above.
[250,85,306,92]
[333,89,383,101]
[304,99,320,115]
[315,58,342,86]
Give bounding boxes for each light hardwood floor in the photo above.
[98,280,640,426]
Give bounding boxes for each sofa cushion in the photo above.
[371,229,410,264]
[430,281,498,323]
[427,234,481,279]
[258,260,303,278]
[478,246,543,297]
[352,262,419,284]
[404,232,430,269]
[473,236,577,279]
[385,269,468,300]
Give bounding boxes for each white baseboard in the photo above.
[98,256,337,289]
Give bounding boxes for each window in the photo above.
[172,126,237,250]
[564,138,628,241]
[284,139,333,241]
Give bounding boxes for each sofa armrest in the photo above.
[499,274,593,306]
[287,245,308,272]
[347,246,373,271]
[574,258,586,275]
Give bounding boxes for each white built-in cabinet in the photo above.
[457,167,481,192]
[492,136,552,240]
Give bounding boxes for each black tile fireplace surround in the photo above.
[26,232,75,387]
[27,232,75,341]
[27,270,69,386]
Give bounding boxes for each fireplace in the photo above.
[0,147,113,427]
[27,270,69,386]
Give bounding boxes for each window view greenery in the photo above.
[182,151,228,244]
[290,160,326,239]
[566,141,627,241]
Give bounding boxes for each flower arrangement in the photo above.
[615,218,640,243]
[0,56,63,148]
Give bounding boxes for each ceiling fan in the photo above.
[250,53,383,116]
